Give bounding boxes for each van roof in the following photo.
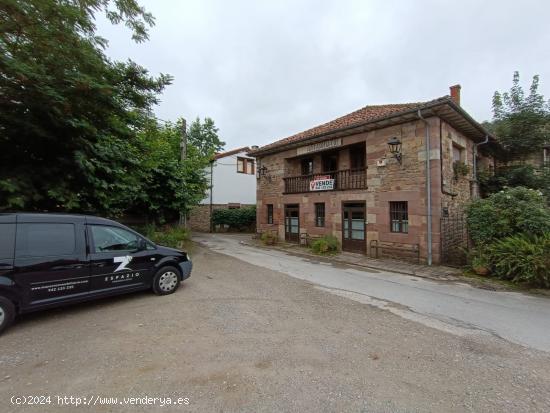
[0,213,120,226]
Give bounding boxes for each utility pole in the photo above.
[179,118,187,227]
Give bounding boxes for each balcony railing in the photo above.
[283,168,367,194]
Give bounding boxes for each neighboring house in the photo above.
[188,147,257,232]
[524,144,550,169]
[249,85,496,265]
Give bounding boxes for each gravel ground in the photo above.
[1,243,550,413]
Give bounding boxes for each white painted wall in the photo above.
[200,150,257,205]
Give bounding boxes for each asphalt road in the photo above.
[194,233,550,353]
[0,237,549,412]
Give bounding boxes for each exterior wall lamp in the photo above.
[387,137,402,164]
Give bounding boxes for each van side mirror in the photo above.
[137,238,147,251]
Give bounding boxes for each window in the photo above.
[90,225,140,253]
[315,203,325,227]
[267,204,274,224]
[301,158,314,175]
[452,144,464,162]
[246,159,255,174]
[0,224,15,260]
[390,202,408,233]
[237,157,255,174]
[15,223,76,257]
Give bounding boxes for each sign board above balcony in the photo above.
[296,138,342,156]
[309,177,335,191]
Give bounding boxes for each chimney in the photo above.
[450,84,461,106]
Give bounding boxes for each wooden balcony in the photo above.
[283,168,367,194]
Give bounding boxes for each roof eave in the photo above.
[248,99,496,157]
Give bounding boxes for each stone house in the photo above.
[248,86,496,265]
[188,147,257,232]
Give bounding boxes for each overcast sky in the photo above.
[97,0,550,150]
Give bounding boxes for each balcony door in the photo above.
[284,204,300,242]
[342,202,366,253]
[322,152,338,173]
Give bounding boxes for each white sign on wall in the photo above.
[297,138,342,156]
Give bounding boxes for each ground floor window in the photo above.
[267,204,273,224]
[390,201,408,233]
[315,203,325,227]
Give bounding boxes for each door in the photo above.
[87,224,156,294]
[14,221,90,308]
[284,205,300,242]
[342,202,366,253]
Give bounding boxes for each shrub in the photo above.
[466,187,550,244]
[310,235,340,255]
[212,206,256,231]
[488,233,550,288]
[478,164,550,201]
[141,224,190,249]
[453,161,470,180]
[260,231,278,245]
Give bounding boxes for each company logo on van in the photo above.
[113,255,133,272]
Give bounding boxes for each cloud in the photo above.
[97,0,550,149]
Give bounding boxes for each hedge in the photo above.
[212,206,256,231]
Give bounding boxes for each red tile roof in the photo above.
[213,146,251,160]
[252,98,447,154]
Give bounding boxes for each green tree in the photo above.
[129,118,225,223]
[187,117,225,159]
[0,0,172,213]
[490,72,550,162]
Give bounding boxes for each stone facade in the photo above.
[254,116,493,264]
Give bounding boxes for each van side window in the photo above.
[0,224,16,260]
[15,223,76,257]
[90,226,140,253]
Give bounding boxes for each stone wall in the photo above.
[255,117,493,264]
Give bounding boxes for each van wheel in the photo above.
[152,266,181,296]
[0,296,15,335]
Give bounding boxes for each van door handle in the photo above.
[52,264,85,270]
[92,263,106,268]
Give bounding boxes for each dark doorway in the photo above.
[342,202,366,253]
[322,152,338,172]
[301,158,314,175]
[350,143,366,169]
[284,204,300,242]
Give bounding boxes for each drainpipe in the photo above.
[473,135,489,184]
[209,160,214,233]
[418,110,432,266]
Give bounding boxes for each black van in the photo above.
[0,213,192,333]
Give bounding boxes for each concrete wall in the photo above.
[201,151,256,205]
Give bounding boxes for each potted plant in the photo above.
[470,247,491,276]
